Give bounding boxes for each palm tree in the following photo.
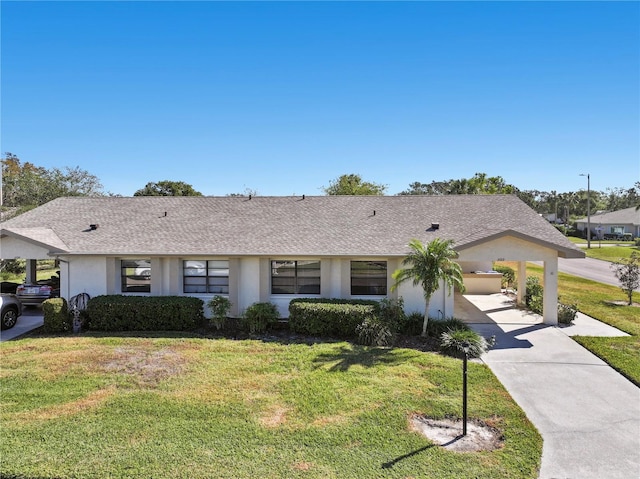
[392,238,465,337]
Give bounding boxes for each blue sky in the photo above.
[2,1,638,197]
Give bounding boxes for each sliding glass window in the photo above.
[350,261,387,295]
[271,260,320,294]
[183,260,229,294]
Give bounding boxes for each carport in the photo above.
[455,230,584,325]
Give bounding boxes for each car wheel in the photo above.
[1,307,18,330]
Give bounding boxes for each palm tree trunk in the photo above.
[421,299,430,337]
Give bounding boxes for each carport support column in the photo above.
[543,258,558,325]
[516,261,526,306]
[25,259,37,284]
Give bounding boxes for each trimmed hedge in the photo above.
[86,295,204,331]
[42,298,71,333]
[288,298,379,338]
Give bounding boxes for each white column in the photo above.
[25,259,37,284]
[517,261,526,306]
[543,258,558,325]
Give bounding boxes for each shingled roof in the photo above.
[575,206,640,226]
[0,195,584,258]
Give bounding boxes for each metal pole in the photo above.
[462,351,468,436]
[587,174,591,249]
[580,173,591,248]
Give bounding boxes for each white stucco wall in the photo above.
[238,257,261,315]
[15,250,450,321]
[457,235,556,263]
[64,256,108,300]
[0,236,52,260]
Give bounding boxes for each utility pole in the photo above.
[580,173,591,249]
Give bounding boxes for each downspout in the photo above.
[55,256,70,302]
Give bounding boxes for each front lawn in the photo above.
[582,245,639,261]
[0,335,542,479]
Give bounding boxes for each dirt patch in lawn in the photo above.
[606,300,640,308]
[260,405,289,428]
[410,414,504,453]
[16,386,116,422]
[101,347,186,388]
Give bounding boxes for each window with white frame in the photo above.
[271,260,320,294]
[350,261,387,295]
[121,259,151,293]
[183,260,229,294]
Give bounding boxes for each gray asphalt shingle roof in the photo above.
[0,195,583,258]
[575,207,640,226]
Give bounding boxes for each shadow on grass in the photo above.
[381,444,437,469]
[312,344,413,371]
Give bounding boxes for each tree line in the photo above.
[2,153,638,222]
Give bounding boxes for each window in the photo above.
[351,261,387,295]
[271,260,320,294]
[183,260,229,294]
[121,259,151,293]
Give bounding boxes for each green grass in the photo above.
[0,335,542,479]
[525,263,640,385]
[1,265,59,283]
[582,245,639,261]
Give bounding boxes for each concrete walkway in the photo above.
[457,294,640,479]
[0,308,44,342]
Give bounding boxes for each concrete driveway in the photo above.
[0,307,44,342]
[459,294,640,479]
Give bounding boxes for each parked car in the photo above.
[0,281,20,294]
[16,276,60,306]
[0,293,22,330]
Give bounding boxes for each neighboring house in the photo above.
[575,207,640,240]
[0,195,584,325]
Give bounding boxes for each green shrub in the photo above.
[525,276,544,315]
[207,295,232,330]
[439,327,493,359]
[558,302,578,325]
[354,298,406,346]
[243,302,279,334]
[378,297,406,332]
[0,259,25,276]
[356,316,394,346]
[635,238,640,247]
[425,317,468,338]
[402,312,425,336]
[86,295,204,331]
[493,265,516,289]
[288,299,378,338]
[42,298,70,333]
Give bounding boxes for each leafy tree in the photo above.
[1,152,104,209]
[391,238,465,337]
[610,252,640,306]
[323,174,387,196]
[399,173,515,196]
[134,180,203,196]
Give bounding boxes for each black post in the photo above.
[462,351,468,436]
